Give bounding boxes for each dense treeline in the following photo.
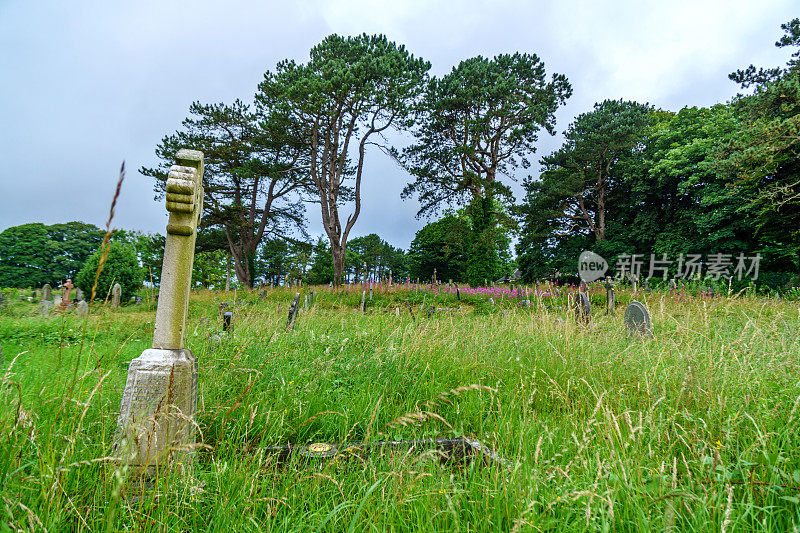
[517,20,800,289]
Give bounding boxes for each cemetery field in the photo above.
[1,287,799,531]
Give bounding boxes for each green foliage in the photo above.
[401,52,572,216]
[1,289,799,529]
[75,241,143,301]
[259,34,430,285]
[141,98,308,288]
[0,222,104,288]
[408,214,471,282]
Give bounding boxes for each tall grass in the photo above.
[0,287,799,531]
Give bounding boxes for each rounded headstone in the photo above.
[624,300,653,337]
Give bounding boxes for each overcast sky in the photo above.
[0,0,796,249]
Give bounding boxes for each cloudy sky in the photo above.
[0,0,796,249]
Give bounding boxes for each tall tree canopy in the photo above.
[400,53,571,285]
[141,99,309,288]
[257,34,430,286]
[719,17,800,272]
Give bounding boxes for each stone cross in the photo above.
[116,149,204,476]
[60,279,74,310]
[111,283,121,308]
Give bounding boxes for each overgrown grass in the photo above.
[1,287,799,531]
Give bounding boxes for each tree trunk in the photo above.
[331,244,345,286]
[225,253,231,291]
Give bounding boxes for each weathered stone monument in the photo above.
[116,149,204,476]
[286,292,300,330]
[624,300,653,337]
[605,278,615,314]
[574,292,590,325]
[112,283,122,308]
[75,287,84,302]
[76,300,89,317]
[42,283,52,301]
[60,279,74,310]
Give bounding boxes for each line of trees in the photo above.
[141,35,571,287]
[517,19,800,288]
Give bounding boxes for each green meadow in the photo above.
[0,287,798,531]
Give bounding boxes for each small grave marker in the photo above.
[574,292,590,325]
[624,300,653,337]
[222,311,232,332]
[112,283,121,308]
[77,300,89,317]
[286,292,301,330]
[605,279,615,315]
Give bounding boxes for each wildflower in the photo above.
[715,440,722,449]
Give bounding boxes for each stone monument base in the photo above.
[116,348,198,476]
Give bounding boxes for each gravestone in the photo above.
[303,295,308,311]
[456,288,461,301]
[75,287,84,302]
[112,283,122,308]
[222,311,232,332]
[624,300,653,337]
[369,288,373,301]
[310,290,315,307]
[395,307,399,317]
[574,292,590,325]
[39,300,53,316]
[60,279,74,310]
[286,292,301,330]
[360,290,366,312]
[76,300,89,317]
[605,278,615,315]
[53,295,62,307]
[116,149,204,476]
[669,278,677,291]
[42,283,52,301]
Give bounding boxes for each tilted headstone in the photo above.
[76,300,89,317]
[111,283,122,308]
[286,292,301,330]
[116,149,204,476]
[42,283,52,301]
[624,300,653,337]
[574,292,590,325]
